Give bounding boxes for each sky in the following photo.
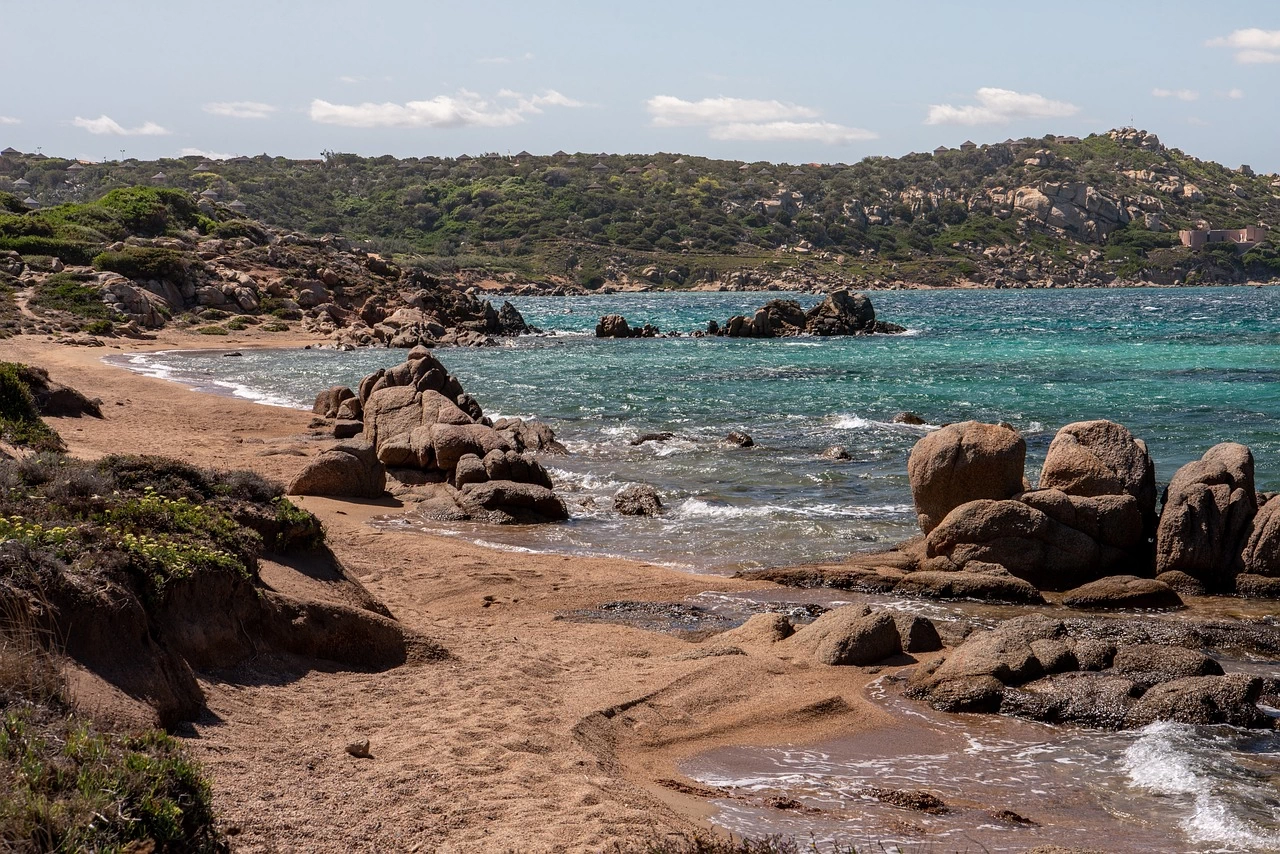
[3,0,1278,170]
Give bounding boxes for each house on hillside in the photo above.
[960,140,978,152]
[933,146,950,157]
[1,147,20,157]
[1179,225,1269,251]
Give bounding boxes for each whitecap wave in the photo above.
[1122,721,1280,851]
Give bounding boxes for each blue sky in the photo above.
[3,1,1278,170]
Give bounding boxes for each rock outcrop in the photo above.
[286,439,386,499]
[908,421,1026,534]
[1242,496,1279,577]
[1155,443,1257,591]
[906,615,1271,729]
[721,289,906,338]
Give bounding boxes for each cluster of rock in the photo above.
[907,614,1278,730]
[592,290,905,341]
[719,289,906,338]
[6,206,537,347]
[901,418,1278,600]
[289,347,569,523]
[595,315,661,338]
[696,606,941,666]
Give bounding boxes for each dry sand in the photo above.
[1,331,902,853]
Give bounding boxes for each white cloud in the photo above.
[647,95,871,146]
[338,75,361,84]
[180,147,237,160]
[71,115,170,136]
[1152,87,1199,101]
[1187,117,1210,127]
[1226,88,1246,99]
[925,87,1080,126]
[0,116,19,125]
[203,101,277,119]
[647,95,818,127]
[309,89,582,129]
[709,121,876,144]
[1207,28,1280,63]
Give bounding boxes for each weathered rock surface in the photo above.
[1242,496,1280,577]
[286,439,386,498]
[1060,576,1183,610]
[720,289,905,338]
[786,606,903,666]
[893,568,1045,604]
[908,421,1026,534]
[614,483,663,516]
[907,615,1274,730]
[1156,443,1257,591]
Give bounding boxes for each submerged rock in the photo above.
[1060,576,1183,610]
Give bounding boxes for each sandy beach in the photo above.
[1,331,908,852]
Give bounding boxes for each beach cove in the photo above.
[7,284,1280,852]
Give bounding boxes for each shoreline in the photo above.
[2,330,905,850]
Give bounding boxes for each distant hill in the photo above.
[3,128,1279,289]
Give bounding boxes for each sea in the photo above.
[109,285,1280,852]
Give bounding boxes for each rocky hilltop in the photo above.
[5,127,1279,295]
[0,186,536,348]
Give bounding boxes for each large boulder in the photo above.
[1060,576,1183,610]
[786,607,902,666]
[286,439,386,498]
[363,386,424,464]
[907,421,1027,534]
[596,315,632,338]
[1155,443,1257,591]
[804,289,875,336]
[1125,674,1268,728]
[1242,496,1280,577]
[614,484,663,516]
[460,480,568,522]
[924,499,1104,590]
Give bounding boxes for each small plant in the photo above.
[83,318,114,335]
[29,274,113,320]
[196,325,228,335]
[261,321,290,332]
[0,363,63,452]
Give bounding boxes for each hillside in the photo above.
[1,128,1279,313]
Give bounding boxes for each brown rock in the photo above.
[431,423,510,471]
[894,568,1045,604]
[908,421,1026,534]
[924,499,1103,590]
[286,439,386,498]
[1038,420,1156,508]
[460,479,568,522]
[1125,674,1269,728]
[1241,495,1280,577]
[1234,574,1280,599]
[893,614,943,653]
[313,385,355,419]
[1060,576,1183,610]
[1155,443,1257,591]
[614,483,663,516]
[786,606,902,666]
[1111,644,1223,689]
[1154,570,1206,596]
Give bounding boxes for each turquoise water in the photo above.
[114,286,1280,570]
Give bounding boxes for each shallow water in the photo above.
[110,286,1280,570]
[682,674,1280,853]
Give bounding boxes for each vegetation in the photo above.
[29,272,112,320]
[0,706,226,853]
[0,362,63,452]
[613,835,865,853]
[3,131,1278,288]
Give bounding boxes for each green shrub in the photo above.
[196,325,228,335]
[0,707,226,853]
[29,273,112,320]
[224,317,249,330]
[0,237,97,265]
[0,192,25,214]
[93,186,200,237]
[92,246,191,282]
[260,321,289,332]
[0,362,64,452]
[83,319,114,335]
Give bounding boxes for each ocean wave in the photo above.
[1122,721,1280,851]
[828,413,940,431]
[674,498,912,522]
